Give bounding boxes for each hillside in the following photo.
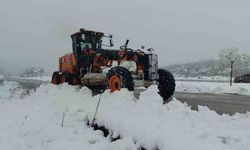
[166,59,250,77]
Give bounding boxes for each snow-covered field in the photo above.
[0,81,250,150]
[175,75,250,95]
[175,75,230,82]
[176,81,250,95]
[17,76,51,82]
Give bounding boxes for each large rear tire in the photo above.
[51,72,61,85]
[157,69,175,103]
[107,66,134,92]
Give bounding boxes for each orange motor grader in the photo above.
[52,28,175,102]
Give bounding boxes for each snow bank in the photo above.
[0,82,137,150]
[96,86,250,150]
[176,81,250,95]
[1,82,250,150]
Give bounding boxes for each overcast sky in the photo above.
[0,0,250,72]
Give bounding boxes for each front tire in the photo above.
[107,66,134,92]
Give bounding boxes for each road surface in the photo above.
[175,92,250,115]
[2,77,250,115]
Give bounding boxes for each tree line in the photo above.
[166,47,250,77]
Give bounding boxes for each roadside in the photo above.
[1,77,250,115]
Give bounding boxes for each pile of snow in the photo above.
[176,81,250,95]
[95,87,250,150]
[0,82,136,150]
[1,82,250,150]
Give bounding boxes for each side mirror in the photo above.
[125,39,129,46]
[110,39,114,47]
[109,34,114,47]
[123,39,129,50]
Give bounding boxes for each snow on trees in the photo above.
[217,47,250,76]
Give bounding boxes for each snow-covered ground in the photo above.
[0,81,250,150]
[17,76,51,82]
[176,81,250,95]
[175,75,230,82]
[0,81,136,150]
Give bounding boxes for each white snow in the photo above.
[17,76,51,82]
[0,81,27,100]
[176,81,250,95]
[175,75,230,82]
[95,87,250,150]
[1,82,250,150]
[0,82,137,150]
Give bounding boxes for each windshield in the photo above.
[81,34,102,49]
[80,42,92,49]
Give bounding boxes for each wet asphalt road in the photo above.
[2,77,250,115]
[175,92,250,115]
